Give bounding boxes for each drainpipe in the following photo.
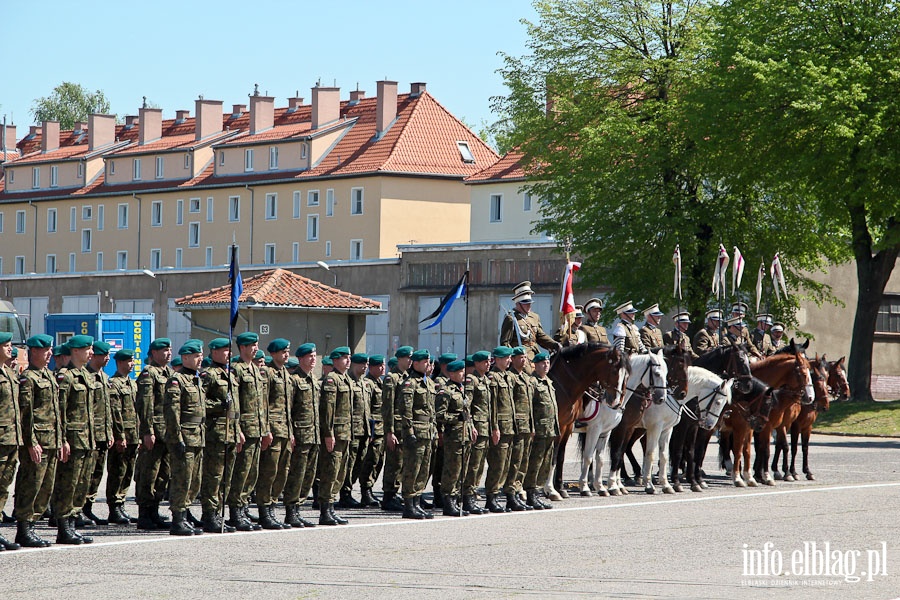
[245,184,255,264]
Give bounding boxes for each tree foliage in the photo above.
[31,82,111,129]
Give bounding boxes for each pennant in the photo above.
[420,271,468,330]
[673,245,682,300]
[712,244,729,297]
[771,253,788,301]
[558,261,582,337]
[755,260,765,314]
[732,246,745,291]
[229,245,243,330]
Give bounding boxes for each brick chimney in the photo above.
[139,107,162,145]
[231,104,246,118]
[88,114,116,151]
[376,80,398,138]
[311,86,340,130]
[124,115,139,128]
[410,82,426,98]
[175,109,190,123]
[2,125,16,152]
[349,89,365,105]
[41,121,60,153]
[249,95,275,135]
[195,99,223,141]
[287,96,304,113]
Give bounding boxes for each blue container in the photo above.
[45,313,155,379]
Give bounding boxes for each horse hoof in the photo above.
[620,487,629,495]
[609,488,621,497]
[806,473,816,481]
[663,486,675,495]
[764,479,776,487]
[700,481,709,489]
[580,490,592,497]
[645,486,655,495]
[734,480,746,488]
[789,472,799,481]
[559,489,569,499]
[691,484,703,492]
[747,479,759,487]
[598,489,609,497]
[783,474,795,482]
[773,471,783,480]
[547,491,562,501]
[672,483,683,493]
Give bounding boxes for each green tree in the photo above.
[31,82,111,129]
[690,0,900,401]
[494,0,834,331]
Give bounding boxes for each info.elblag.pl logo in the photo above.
[742,541,888,585]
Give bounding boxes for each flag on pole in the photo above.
[673,245,682,300]
[755,260,765,314]
[420,271,468,330]
[229,244,243,330]
[770,253,788,301]
[712,244,729,297]
[558,261,581,338]
[732,246,745,291]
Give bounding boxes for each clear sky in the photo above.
[2,0,537,144]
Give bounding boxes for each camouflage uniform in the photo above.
[341,369,370,503]
[164,369,205,513]
[0,364,23,517]
[359,372,385,498]
[506,367,534,496]
[380,366,405,501]
[84,364,114,512]
[106,371,139,512]
[226,360,268,511]
[133,362,173,512]
[398,370,435,500]
[435,378,472,499]
[484,367,515,496]
[199,362,240,516]
[524,372,559,493]
[283,366,319,509]
[256,363,292,509]
[461,370,491,499]
[318,368,353,509]
[51,366,96,519]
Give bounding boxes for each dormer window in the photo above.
[457,141,475,163]
[300,143,308,160]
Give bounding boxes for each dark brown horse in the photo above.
[547,343,628,499]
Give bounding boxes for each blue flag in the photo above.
[229,245,243,330]
[420,271,468,330]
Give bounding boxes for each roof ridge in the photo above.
[416,92,499,161]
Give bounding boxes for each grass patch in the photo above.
[813,401,900,437]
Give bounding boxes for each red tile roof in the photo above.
[465,149,530,183]
[175,268,383,313]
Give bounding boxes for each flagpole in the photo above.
[464,259,470,356]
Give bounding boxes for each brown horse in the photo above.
[548,343,629,499]
[771,354,830,480]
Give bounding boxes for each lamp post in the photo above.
[316,261,337,287]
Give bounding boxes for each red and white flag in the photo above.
[560,261,582,314]
[712,244,729,297]
[755,260,765,314]
[673,245,682,300]
[770,253,788,300]
[732,246,745,291]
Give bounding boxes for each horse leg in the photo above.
[642,426,659,494]
[579,427,600,497]
[595,432,611,496]
[719,430,734,474]
[755,430,775,486]
[741,427,758,487]
[547,430,569,501]
[789,421,800,480]
[668,420,686,493]
[694,428,715,490]
[658,428,676,494]
[802,427,815,480]
[731,428,746,487]
[770,430,783,480]
[607,425,626,496]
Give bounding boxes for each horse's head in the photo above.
[810,354,830,412]
[663,344,691,401]
[827,356,850,402]
[647,349,668,404]
[699,377,732,430]
[730,375,774,431]
[724,341,753,393]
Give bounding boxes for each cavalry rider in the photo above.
[638,303,665,351]
[752,314,775,356]
[770,322,787,353]
[729,302,762,358]
[663,311,698,359]
[500,281,562,362]
[612,301,647,356]
[693,309,721,354]
[581,298,608,344]
[556,306,586,347]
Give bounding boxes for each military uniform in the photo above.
[0,361,23,542]
[256,361,292,524]
[582,321,608,345]
[164,364,205,533]
[359,369,386,504]
[435,367,472,514]
[83,362,114,522]
[505,365,534,506]
[340,365,370,507]
[380,364,407,506]
[283,361,319,525]
[461,367,491,510]
[398,368,435,504]
[693,327,720,355]
[134,360,173,524]
[752,328,775,356]
[52,365,96,522]
[500,310,558,361]
[226,359,268,515]
[106,370,139,521]
[524,368,559,507]
[639,324,664,351]
[484,363,516,509]
[663,328,699,359]
[317,362,353,520]
[199,360,241,528]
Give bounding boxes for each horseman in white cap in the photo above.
[500,281,561,361]
[663,311,698,359]
[639,304,665,351]
[730,302,762,358]
[556,306,586,347]
[752,314,775,356]
[581,298,608,345]
[693,309,721,355]
[611,301,646,356]
[770,321,787,353]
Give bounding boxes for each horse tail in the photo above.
[577,431,586,454]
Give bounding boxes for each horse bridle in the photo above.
[551,348,623,409]
[625,355,667,405]
[696,382,729,427]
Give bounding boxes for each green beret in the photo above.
[286,357,299,368]
[264,355,273,365]
[235,332,259,346]
[329,346,351,360]
[172,356,183,367]
[11,347,18,358]
[438,353,458,365]
[394,345,414,358]
[351,352,369,364]
[295,343,316,357]
[446,360,465,373]
[27,334,54,349]
[532,352,550,363]
[208,338,231,350]
[201,357,211,368]
[230,357,240,363]
[368,354,385,366]
[267,338,290,353]
[53,344,70,356]
[114,349,134,361]
[410,349,430,362]
[492,346,513,358]
[387,357,398,369]
[321,356,333,366]
[0,332,12,344]
[66,335,94,349]
[178,339,203,355]
[92,341,111,355]
[472,350,491,362]
[149,338,172,351]
[254,349,265,360]
[464,355,475,368]
[511,346,527,357]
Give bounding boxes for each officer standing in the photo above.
[282,342,319,528]
[318,346,353,525]
[500,281,562,361]
[524,352,559,510]
[663,312,699,359]
[257,338,293,529]
[358,355,386,508]
[435,359,474,517]
[380,346,412,512]
[693,310,722,354]
[639,304,665,351]
[83,341,114,526]
[461,350,491,515]
[339,352,370,509]
[484,346,516,513]
[164,340,206,536]
[105,349,140,525]
[0,332,23,550]
[398,349,436,520]
[612,302,647,355]
[506,347,534,511]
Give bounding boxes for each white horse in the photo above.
[574,364,629,497]
[640,366,734,494]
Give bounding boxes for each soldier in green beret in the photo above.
[52,344,71,373]
[321,356,333,375]
[105,349,140,525]
[397,349,436,519]
[51,335,96,544]
[317,346,353,525]
[256,338,293,529]
[338,353,370,509]
[134,337,174,530]
[0,332,23,550]
[429,352,458,510]
[379,345,412,512]
[165,340,206,535]
[461,350,492,515]
[358,354,386,508]
[484,346,515,513]
[505,346,535,511]
[282,343,319,528]
[436,360,474,516]
[13,334,59,548]
[524,352,559,510]
[82,341,114,526]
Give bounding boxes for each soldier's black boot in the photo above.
[463,495,486,515]
[418,495,433,510]
[319,503,338,526]
[82,501,107,525]
[16,521,50,548]
[0,531,21,550]
[228,506,253,532]
[537,490,553,510]
[56,520,82,545]
[415,496,434,519]
[136,505,158,530]
[380,492,404,512]
[107,504,130,525]
[311,483,320,510]
[505,492,526,512]
[283,504,304,528]
[402,497,425,520]
[151,502,170,528]
[242,506,262,530]
[269,504,289,529]
[329,503,349,525]
[74,509,95,528]
[258,504,283,530]
[442,495,463,517]
[184,509,203,535]
[485,493,505,514]
[360,487,379,507]
[338,489,361,509]
[433,484,444,510]
[201,510,234,533]
[526,489,545,510]
[70,516,93,543]
[169,511,194,536]
[2,511,15,524]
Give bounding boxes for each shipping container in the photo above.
[45,313,154,378]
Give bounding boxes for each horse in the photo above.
[605,350,669,496]
[546,343,629,500]
[574,400,624,497]
[826,356,850,402]
[712,376,774,489]
[639,366,733,494]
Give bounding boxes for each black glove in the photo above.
[221,393,233,410]
[404,434,418,450]
[175,441,186,457]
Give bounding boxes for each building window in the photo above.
[69,253,76,272]
[176,199,184,225]
[293,191,301,218]
[523,192,533,212]
[457,141,475,163]
[175,248,183,268]
[219,152,225,166]
[96,252,103,271]
[0,213,3,233]
[244,149,253,172]
[82,205,92,221]
[117,203,129,229]
[150,249,161,270]
[325,241,332,257]
[292,242,299,262]
[351,188,364,215]
[189,197,201,213]
[189,222,200,247]
[47,208,57,233]
[15,256,25,275]
[306,214,318,241]
[229,196,240,222]
[300,143,308,159]
[0,257,3,274]
[133,158,142,181]
[264,243,276,264]
[308,190,320,206]
[156,156,164,179]
[97,205,104,231]
[490,194,502,222]
[77,162,84,177]
[82,229,92,253]
[265,193,277,220]
[50,165,58,188]
[32,167,40,189]
[6,171,12,184]
[70,207,77,231]
[269,147,279,169]
[350,239,363,261]
[326,189,335,217]
[46,255,56,274]
[184,154,191,170]
[109,160,116,175]
[151,201,163,227]
[205,247,213,267]
[876,295,900,334]
[15,210,25,234]
[206,197,214,222]
[117,251,128,270]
